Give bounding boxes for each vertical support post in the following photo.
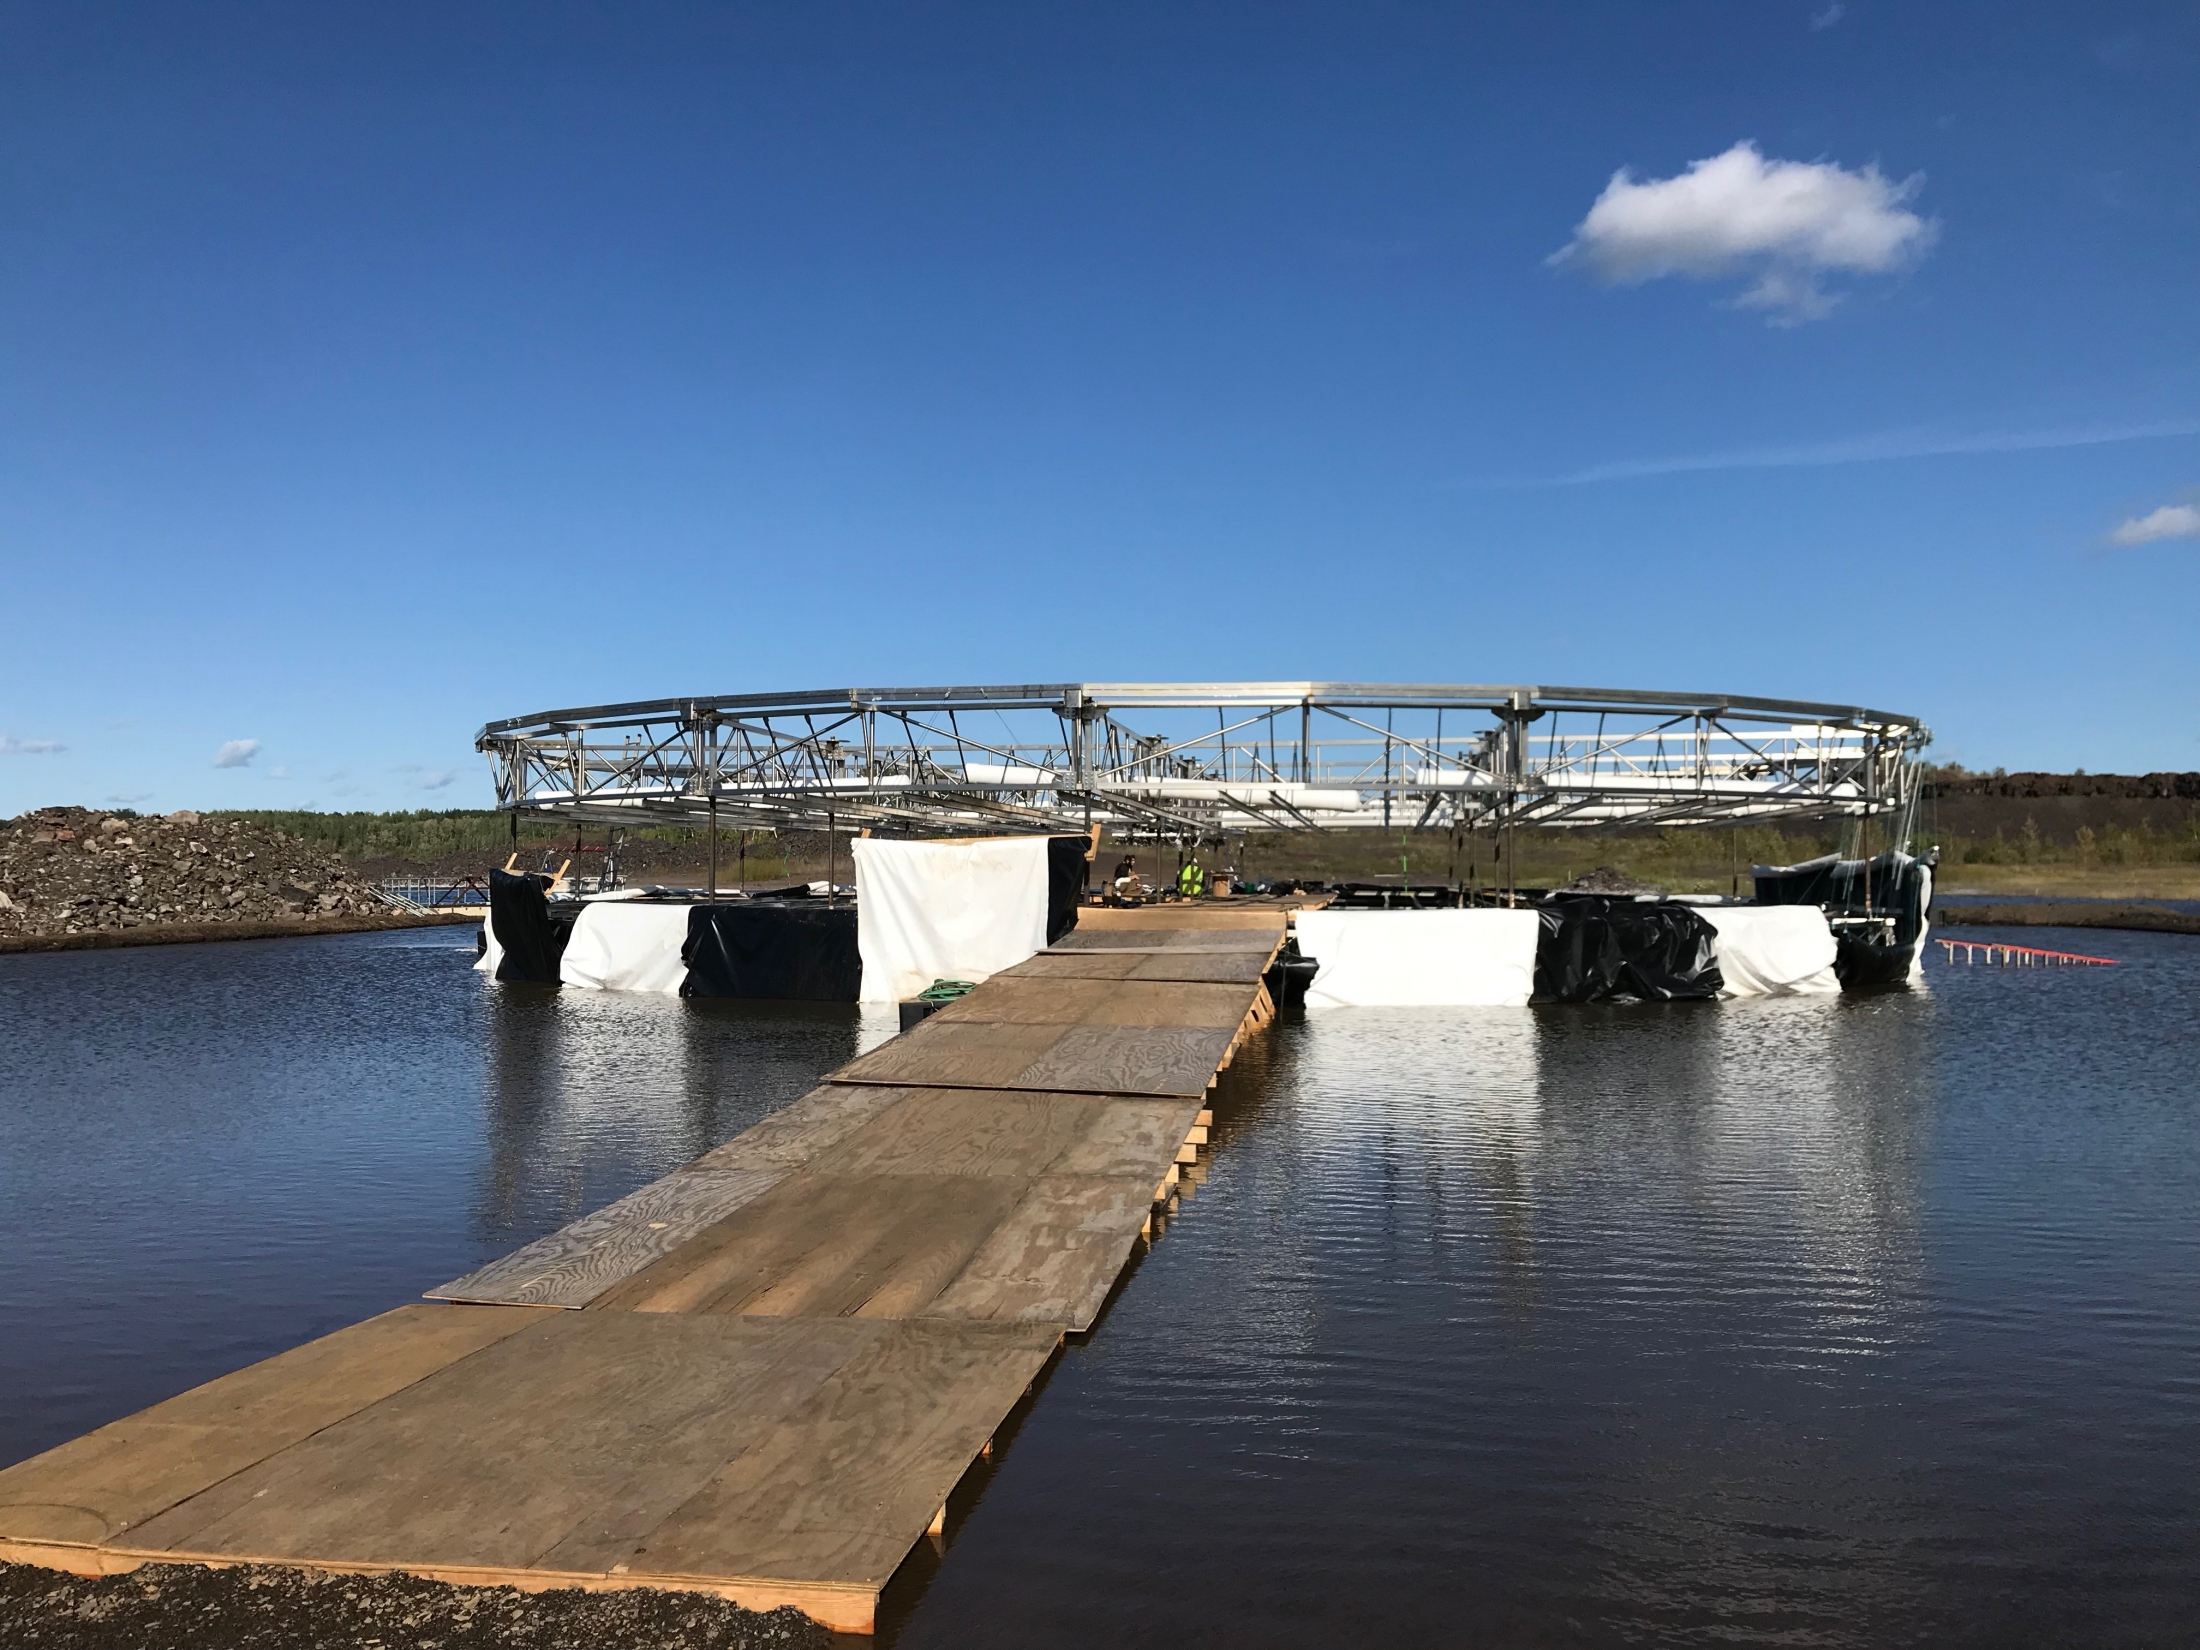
[1382,708,1393,832]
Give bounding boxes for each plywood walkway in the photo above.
[0,899,1296,1634]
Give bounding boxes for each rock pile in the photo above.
[0,807,390,944]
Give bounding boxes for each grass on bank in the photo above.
[204,805,2200,901]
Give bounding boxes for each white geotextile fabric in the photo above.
[1697,906,1840,996]
[474,915,501,976]
[852,837,1052,1004]
[1295,909,1543,1008]
[559,902,694,994]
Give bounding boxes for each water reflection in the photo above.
[474,980,885,1244]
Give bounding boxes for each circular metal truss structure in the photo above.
[479,682,1930,844]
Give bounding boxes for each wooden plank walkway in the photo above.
[0,899,1297,1634]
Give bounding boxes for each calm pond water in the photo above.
[2,923,2195,1647]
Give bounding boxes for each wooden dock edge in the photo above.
[0,1536,884,1635]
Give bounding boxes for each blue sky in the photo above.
[2,1,2195,814]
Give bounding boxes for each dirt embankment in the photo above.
[1937,902,2200,935]
[0,807,466,954]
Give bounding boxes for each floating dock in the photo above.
[0,903,1296,1634]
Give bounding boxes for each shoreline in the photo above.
[0,909,480,956]
[1933,902,2200,935]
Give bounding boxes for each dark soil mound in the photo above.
[0,1562,828,1650]
[1558,865,1664,895]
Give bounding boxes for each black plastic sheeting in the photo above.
[1753,849,1935,944]
[486,869,563,984]
[1047,836,1091,944]
[1531,896,1724,1004]
[681,901,862,1002]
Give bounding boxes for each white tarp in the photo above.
[1697,906,1840,996]
[1295,909,1543,1008]
[1908,864,1933,983]
[474,915,501,976]
[852,837,1052,1004]
[559,902,694,994]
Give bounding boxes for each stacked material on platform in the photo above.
[1696,905,1841,995]
[1294,908,1542,1008]
[851,837,1053,1004]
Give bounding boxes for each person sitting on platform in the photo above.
[1111,854,1143,905]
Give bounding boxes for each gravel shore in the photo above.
[0,1563,830,1650]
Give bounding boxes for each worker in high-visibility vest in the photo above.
[1176,859,1207,899]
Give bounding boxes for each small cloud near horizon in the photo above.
[106,791,152,804]
[213,738,261,769]
[1,735,67,755]
[268,765,294,780]
[1810,3,1844,30]
[2109,502,2200,546]
[418,770,456,791]
[1550,140,1936,324]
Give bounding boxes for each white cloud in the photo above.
[1463,417,2200,489]
[1551,140,1936,323]
[107,791,152,804]
[2109,503,2200,545]
[1810,3,1845,29]
[0,735,66,754]
[418,770,456,791]
[212,738,261,768]
[268,765,294,780]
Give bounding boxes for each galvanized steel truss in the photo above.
[477,683,1929,843]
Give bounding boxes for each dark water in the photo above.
[3,925,2196,1647]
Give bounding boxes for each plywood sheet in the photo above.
[123,1314,883,1566]
[616,1318,1060,1589]
[98,1313,1056,1614]
[686,1084,914,1174]
[1050,928,1281,955]
[0,1306,551,1548]
[1009,1023,1237,1097]
[828,1019,1068,1089]
[427,1168,786,1309]
[832,1017,1231,1097]
[1071,908,1288,931]
[1001,950,1273,984]
[817,1091,1116,1179]
[589,1174,1027,1318]
[923,1172,1162,1330]
[927,977,1256,1029]
[814,1091,1198,1180]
